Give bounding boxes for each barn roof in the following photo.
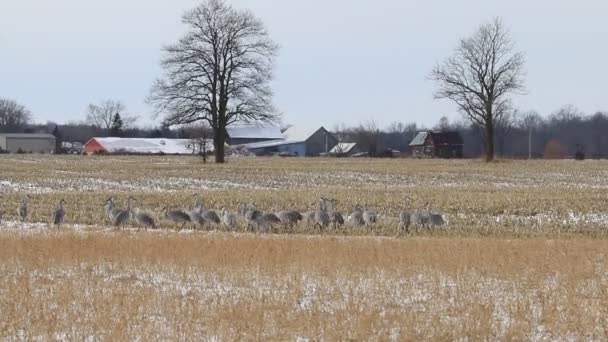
[409,132,429,146]
[226,125,283,140]
[85,137,214,154]
[409,131,464,146]
[237,126,332,150]
[330,142,358,154]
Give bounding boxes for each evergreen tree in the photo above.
[52,125,63,154]
[110,113,124,136]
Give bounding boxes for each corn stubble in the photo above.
[1,155,608,339]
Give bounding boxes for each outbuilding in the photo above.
[0,133,56,153]
[409,131,464,158]
[84,137,214,155]
[329,142,362,157]
[242,126,338,157]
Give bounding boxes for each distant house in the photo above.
[0,133,56,153]
[242,126,338,157]
[226,125,284,145]
[84,137,214,155]
[329,142,362,157]
[409,131,464,158]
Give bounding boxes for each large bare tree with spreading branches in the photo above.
[431,18,526,161]
[149,0,279,163]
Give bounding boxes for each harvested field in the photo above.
[1,155,608,339]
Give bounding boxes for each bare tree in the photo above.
[86,100,137,130]
[519,111,542,159]
[188,123,214,163]
[430,18,526,161]
[148,0,280,163]
[0,98,31,133]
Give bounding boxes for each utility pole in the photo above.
[528,128,532,160]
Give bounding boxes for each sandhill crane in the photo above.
[426,202,446,227]
[258,212,281,233]
[302,211,316,226]
[132,200,157,231]
[52,199,67,229]
[104,196,127,225]
[17,195,32,223]
[189,210,207,230]
[244,203,263,232]
[113,196,136,229]
[222,208,238,231]
[322,198,344,229]
[347,205,365,226]
[192,194,220,226]
[362,204,377,228]
[399,196,413,234]
[275,209,303,230]
[161,207,191,231]
[313,198,330,231]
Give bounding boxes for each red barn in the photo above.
[83,138,106,154]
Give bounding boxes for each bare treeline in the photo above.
[334,105,608,158]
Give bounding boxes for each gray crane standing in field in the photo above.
[426,202,446,227]
[133,200,157,231]
[302,210,316,226]
[258,212,282,233]
[242,203,264,232]
[52,199,67,229]
[113,196,136,229]
[362,204,377,228]
[409,202,445,231]
[322,197,345,229]
[313,198,330,231]
[161,207,191,231]
[347,204,365,226]
[222,208,238,231]
[275,208,303,231]
[399,196,413,234]
[192,194,221,226]
[18,195,32,223]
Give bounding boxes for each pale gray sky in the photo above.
[1,0,607,130]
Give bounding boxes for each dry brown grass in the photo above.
[1,155,608,338]
[1,231,607,340]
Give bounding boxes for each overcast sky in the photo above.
[1,0,607,130]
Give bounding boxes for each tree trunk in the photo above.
[214,126,226,163]
[484,119,495,162]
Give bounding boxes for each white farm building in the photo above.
[84,137,214,155]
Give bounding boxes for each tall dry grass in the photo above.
[1,231,607,339]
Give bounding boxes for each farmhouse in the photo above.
[0,133,56,153]
[329,142,362,157]
[409,131,464,158]
[84,137,214,155]
[226,125,284,145]
[243,126,338,157]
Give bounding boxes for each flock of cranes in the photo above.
[0,193,446,233]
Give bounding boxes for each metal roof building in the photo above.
[84,137,214,155]
[0,133,56,153]
[226,125,284,145]
[240,126,339,157]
